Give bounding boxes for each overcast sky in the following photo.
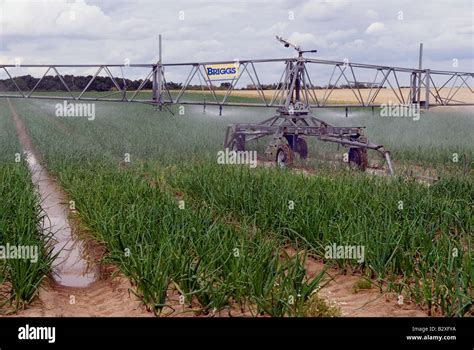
[0,0,472,85]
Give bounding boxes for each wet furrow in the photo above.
[8,98,98,288]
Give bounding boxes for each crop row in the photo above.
[56,164,326,316]
[0,101,52,311]
[171,164,472,316]
[11,98,474,316]
[12,99,327,316]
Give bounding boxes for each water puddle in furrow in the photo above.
[24,150,98,288]
[9,99,98,288]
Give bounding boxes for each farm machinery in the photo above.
[1,35,472,176]
[223,37,394,174]
[223,104,394,174]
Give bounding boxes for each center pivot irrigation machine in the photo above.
[223,36,392,174]
[1,36,473,175]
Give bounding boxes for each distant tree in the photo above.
[0,74,186,92]
[165,81,183,90]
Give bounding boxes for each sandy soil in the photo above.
[303,256,426,317]
[159,252,429,317]
[10,278,151,317]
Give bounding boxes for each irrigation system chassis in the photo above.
[1,36,472,175]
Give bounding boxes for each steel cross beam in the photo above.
[0,53,472,110]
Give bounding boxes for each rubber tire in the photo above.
[231,134,245,152]
[296,138,308,159]
[276,144,294,168]
[348,147,368,171]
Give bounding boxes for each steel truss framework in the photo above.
[1,39,472,176]
[0,59,472,109]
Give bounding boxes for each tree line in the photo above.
[0,74,377,92]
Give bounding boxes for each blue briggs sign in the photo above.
[207,67,237,76]
[204,63,239,80]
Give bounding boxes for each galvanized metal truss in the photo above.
[1,60,472,109]
[1,37,472,176]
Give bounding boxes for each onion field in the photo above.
[0,97,472,317]
[0,102,53,311]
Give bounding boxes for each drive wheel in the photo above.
[348,147,368,171]
[230,134,245,151]
[295,138,308,159]
[276,144,294,168]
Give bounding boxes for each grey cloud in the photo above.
[0,0,471,76]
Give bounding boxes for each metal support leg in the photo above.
[425,69,430,109]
